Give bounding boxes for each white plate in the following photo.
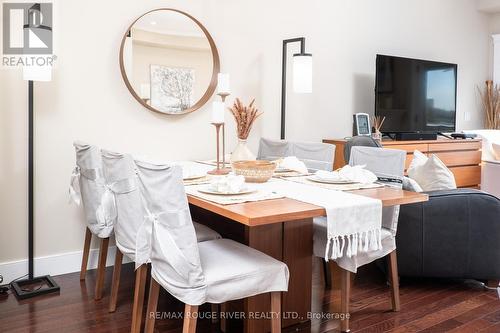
[197,186,256,196]
[274,167,293,173]
[183,174,206,181]
[308,176,359,184]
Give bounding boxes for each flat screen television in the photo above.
[375,54,457,134]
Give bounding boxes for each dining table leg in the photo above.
[340,268,351,332]
[243,218,313,333]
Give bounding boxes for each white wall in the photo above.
[0,0,492,266]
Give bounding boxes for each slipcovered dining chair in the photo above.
[100,150,147,333]
[257,138,335,171]
[70,141,113,301]
[257,137,290,161]
[343,135,382,164]
[313,146,406,332]
[101,152,221,333]
[140,162,289,333]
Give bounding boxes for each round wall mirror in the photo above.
[120,9,220,115]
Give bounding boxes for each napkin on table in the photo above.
[279,156,308,174]
[209,175,246,193]
[316,165,377,184]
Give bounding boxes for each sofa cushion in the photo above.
[408,150,457,191]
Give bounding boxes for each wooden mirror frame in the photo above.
[119,8,220,115]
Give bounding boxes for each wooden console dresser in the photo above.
[323,138,482,188]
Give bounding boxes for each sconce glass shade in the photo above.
[292,53,312,93]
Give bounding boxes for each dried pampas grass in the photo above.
[479,80,500,129]
[229,98,263,140]
[372,115,386,133]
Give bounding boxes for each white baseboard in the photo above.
[0,246,131,284]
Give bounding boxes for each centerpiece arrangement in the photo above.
[229,98,262,162]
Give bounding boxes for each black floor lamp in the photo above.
[10,66,60,300]
[280,37,313,140]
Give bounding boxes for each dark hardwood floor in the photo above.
[1,259,499,333]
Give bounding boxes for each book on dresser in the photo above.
[322,138,482,189]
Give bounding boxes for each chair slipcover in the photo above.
[71,141,113,238]
[257,138,335,171]
[193,223,222,242]
[99,152,221,271]
[142,162,289,306]
[257,138,290,161]
[349,146,406,178]
[136,161,207,304]
[343,136,382,164]
[198,238,289,304]
[314,146,406,272]
[101,150,146,267]
[290,141,335,171]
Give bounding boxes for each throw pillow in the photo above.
[407,150,457,191]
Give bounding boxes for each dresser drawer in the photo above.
[433,151,481,167]
[428,141,481,152]
[384,143,428,153]
[450,166,482,188]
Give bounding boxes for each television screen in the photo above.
[375,55,457,133]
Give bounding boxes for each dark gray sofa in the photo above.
[396,188,500,282]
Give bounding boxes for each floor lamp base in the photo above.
[11,275,60,300]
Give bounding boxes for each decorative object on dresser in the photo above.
[119,8,220,115]
[229,98,262,162]
[478,80,500,129]
[324,138,482,188]
[352,113,371,136]
[281,37,313,139]
[371,115,385,143]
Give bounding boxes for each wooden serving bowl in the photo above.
[231,160,277,183]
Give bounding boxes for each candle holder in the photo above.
[218,91,232,173]
[208,123,231,175]
[218,92,230,103]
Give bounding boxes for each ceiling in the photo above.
[134,10,205,37]
[477,0,500,13]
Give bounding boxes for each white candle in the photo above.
[217,73,230,94]
[140,83,151,99]
[211,101,225,124]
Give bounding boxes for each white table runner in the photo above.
[258,179,382,260]
[185,172,382,261]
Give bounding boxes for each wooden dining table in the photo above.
[187,186,428,333]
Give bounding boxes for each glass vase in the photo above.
[230,139,256,162]
[371,131,382,144]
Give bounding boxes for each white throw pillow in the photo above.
[408,150,427,170]
[407,150,457,191]
[492,143,500,160]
